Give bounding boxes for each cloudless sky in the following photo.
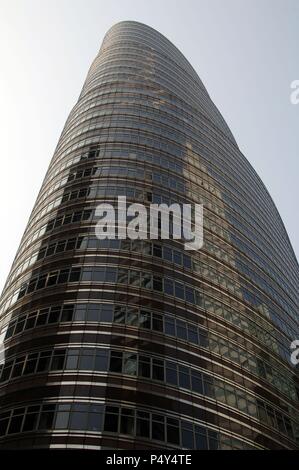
[0,0,298,292]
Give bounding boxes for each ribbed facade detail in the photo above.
[0,21,298,450]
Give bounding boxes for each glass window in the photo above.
[164,316,175,335]
[88,406,104,432]
[55,408,70,429]
[166,361,177,385]
[153,244,162,258]
[0,362,13,382]
[106,268,117,283]
[51,350,65,370]
[163,246,172,262]
[87,305,99,321]
[126,308,138,326]
[177,320,187,340]
[191,371,203,394]
[56,241,66,253]
[109,352,122,373]
[66,238,76,250]
[183,255,192,269]
[69,407,88,430]
[152,314,163,332]
[38,405,55,430]
[36,308,48,325]
[153,276,163,292]
[69,268,81,282]
[195,430,208,449]
[181,421,194,449]
[114,306,126,324]
[185,287,195,304]
[23,354,38,375]
[15,318,25,334]
[8,415,23,434]
[22,410,39,432]
[173,251,182,265]
[130,270,140,286]
[175,282,185,299]
[152,415,165,441]
[37,352,51,372]
[141,272,152,289]
[139,310,151,329]
[136,411,150,437]
[120,409,134,435]
[104,407,119,432]
[117,269,128,284]
[164,278,174,295]
[152,359,164,381]
[179,366,190,389]
[139,356,151,378]
[24,312,37,330]
[123,354,137,375]
[188,325,198,344]
[48,307,61,323]
[101,304,113,322]
[47,272,58,286]
[74,305,86,321]
[167,418,180,444]
[93,268,105,282]
[65,350,79,370]
[79,350,95,370]
[58,269,69,284]
[95,351,108,371]
[36,275,47,290]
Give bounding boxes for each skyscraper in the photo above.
[0,20,298,450]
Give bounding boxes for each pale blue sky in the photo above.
[0,0,298,291]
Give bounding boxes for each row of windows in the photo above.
[84,58,237,155]
[204,293,292,368]
[85,49,205,112]
[9,236,192,286]
[0,401,256,449]
[40,148,281,271]
[231,233,298,316]
[67,164,186,192]
[59,124,296,280]
[46,145,183,189]
[3,185,296,360]
[61,34,298,276]
[85,29,299,264]
[80,71,210,142]
[103,27,201,82]
[3,302,297,402]
[12,195,294,338]
[49,126,282,260]
[15,265,196,304]
[14,258,292,364]
[0,346,295,438]
[58,128,288,276]
[64,89,270,223]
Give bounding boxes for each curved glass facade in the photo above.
[0,21,298,450]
